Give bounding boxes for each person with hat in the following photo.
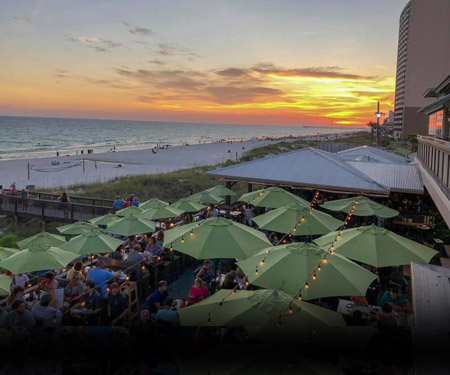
[127,243,144,263]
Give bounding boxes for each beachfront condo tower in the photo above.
[393,0,450,139]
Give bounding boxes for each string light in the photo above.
[312,273,317,280]
[190,230,194,237]
[169,245,173,252]
[259,259,265,266]
[141,264,145,270]
[292,227,297,232]
[288,305,293,314]
[322,258,328,264]
[317,265,321,272]
[304,282,309,289]
[297,295,302,301]
[300,217,305,223]
[181,237,185,243]
[255,268,259,275]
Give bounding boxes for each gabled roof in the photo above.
[337,145,410,164]
[419,93,450,115]
[208,147,390,195]
[348,161,423,194]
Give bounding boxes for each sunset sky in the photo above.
[0,0,407,126]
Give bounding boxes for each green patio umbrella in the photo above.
[320,196,399,218]
[106,213,155,236]
[0,244,79,273]
[0,247,20,261]
[116,205,144,217]
[57,221,101,235]
[170,198,206,212]
[0,274,13,295]
[62,229,124,256]
[253,203,343,236]
[18,232,67,249]
[239,187,309,208]
[140,202,184,220]
[237,242,377,300]
[163,217,271,260]
[179,289,345,327]
[314,224,438,267]
[140,198,169,210]
[88,213,121,226]
[188,192,223,205]
[204,184,237,197]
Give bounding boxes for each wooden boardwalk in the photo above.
[0,191,116,223]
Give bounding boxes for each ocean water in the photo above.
[0,116,364,160]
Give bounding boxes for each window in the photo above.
[428,110,443,138]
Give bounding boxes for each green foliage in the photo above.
[0,233,19,249]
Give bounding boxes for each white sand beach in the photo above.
[0,132,354,190]
[0,140,277,189]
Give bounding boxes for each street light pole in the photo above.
[376,101,380,147]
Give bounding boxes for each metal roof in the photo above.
[348,161,424,194]
[337,145,410,164]
[419,93,450,114]
[209,147,390,195]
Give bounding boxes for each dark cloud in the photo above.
[253,65,372,80]
[206,86,286,105]
[65,34,121,52]
[148,59,167,66]
[123,22,153,36]
[54,68,72,78]
[215,68,249,78]
[156,43,200,58]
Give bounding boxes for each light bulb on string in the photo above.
[255,268,258,275]
[317,265,321,272]
[259,259,265,266]
[288,305,293,315]
[300,217,305,223]
[181,237,185,244]
[330,250,334,255]
[305,282,309,289]
[190,230,194,237]
[312,273,317,280]
[292,227,296,233]
[322,258,328,264]
[297,294,302,301]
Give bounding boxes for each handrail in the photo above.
[1,189,115,205]
[0,194,117,211]
[417,135,450,150]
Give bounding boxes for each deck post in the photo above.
[247,183,253,193]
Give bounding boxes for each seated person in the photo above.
[221,271,238,290]
[67,261,86,282]
[31,293,62,328]
[6,286,25,312]
[13,273,30,288]
[378,288,404,312]
[107,282,129,326]
[4,300,35,327]
[147,280,169,316]
[87,260,120,297]
[40,272,58,292]
[110,245,124,260]
[64,274,85,303]
[126,243,144,263]
[71,279,102,323]
[156,297,179,325]
[145,237,163,257]
[188,278,209,304]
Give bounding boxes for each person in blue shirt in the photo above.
[378,288,404,312]
[131,197,139,207]
[113,196,124,210]
[145,237,163,257]
[87,260,120,297]
[147,280,169,316]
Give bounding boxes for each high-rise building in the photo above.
[393,0,450,138]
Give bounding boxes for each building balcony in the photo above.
[416,135,450,226]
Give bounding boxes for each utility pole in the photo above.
[374,102,385,148]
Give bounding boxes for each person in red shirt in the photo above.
[123,198,131,208]
[188,278,209,305]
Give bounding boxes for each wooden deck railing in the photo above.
[417,135,450,193]
[0,194,116,222]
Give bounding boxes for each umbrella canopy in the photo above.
[0,274,12,296]
[0,247,20,261]
[253,203,343,236]
[314,224,438,267]
[62,229,124,256]
[237,242,377,300]
[0,244,78,273]
[140,202,184,220]
[18,232,67,249]
[163,217,271,260]
[57,221,100,235]
[106,213,155,236]
[188,192,223,205]
[239,187,309,208]
[170,198,206,213]
[179,289,345,327]
[88,213,121,226]
[140,198,169,210]
[204,184,237,197]
[116,205,144,217]
[320,196,399,218]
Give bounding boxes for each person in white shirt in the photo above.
[14,273,29,288]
